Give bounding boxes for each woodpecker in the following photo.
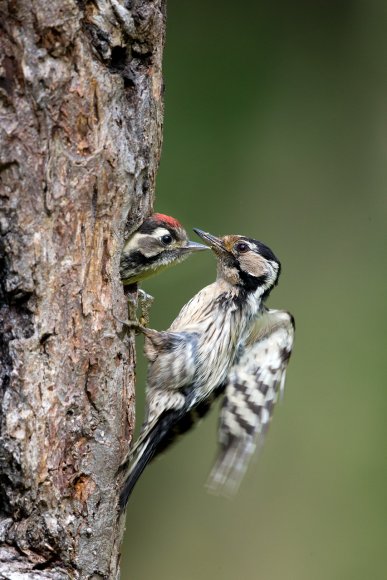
[119,229,294,508]
[119,214,208,325]
[120,213,208,285]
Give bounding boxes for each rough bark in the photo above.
[0,0,165,577]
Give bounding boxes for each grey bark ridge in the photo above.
[0,0,166,577]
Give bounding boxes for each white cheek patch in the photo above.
[239,253,267,278]
[123,232,146,253]
[123,233,163,258]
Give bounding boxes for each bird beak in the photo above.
[180,240,209,252]
[193,229,227,255]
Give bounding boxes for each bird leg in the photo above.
[120,284,154,334]
[138,289,154,327]
[123,284,154,328]
[113,313,161,346]
[114,316,147,335]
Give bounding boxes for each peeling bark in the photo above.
[0,0,165,577]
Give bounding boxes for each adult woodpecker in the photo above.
[119,229,294,508]
[119,213,208,323]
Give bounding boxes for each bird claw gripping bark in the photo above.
[116,288,153,336]
[124,288,154,330]
[115,316,147,335]
[137,289,154,327]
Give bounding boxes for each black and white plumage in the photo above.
[207,307,295,495]
[119,229,294,509]
[120,213,208,285]
[120,213,208,326]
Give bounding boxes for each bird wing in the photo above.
[121,328,199,461]
[118,327,202,490]
[207,308,295,496]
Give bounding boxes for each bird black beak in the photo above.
[180,240,209,252]
[193,229,227,255]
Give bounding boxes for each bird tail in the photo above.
[119,437,156,510]
[119,385,226,510]
[118,409,181,511]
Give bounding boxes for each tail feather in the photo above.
[119,405,189,510]
[119,437,157,510]
[119,385,226,510]
[119,411,179,510]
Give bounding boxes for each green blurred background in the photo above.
[122,1,387,578]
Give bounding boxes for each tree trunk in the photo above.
[0,0,165,577]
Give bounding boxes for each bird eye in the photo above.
[161,234,173,245]
[235,242,249,253]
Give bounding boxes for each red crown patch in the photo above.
[152,213,181,229]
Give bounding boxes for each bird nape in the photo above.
[119,228,294,509]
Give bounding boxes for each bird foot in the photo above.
[124,288,154,328]
[137,289,154,327]
[113,313,146,335]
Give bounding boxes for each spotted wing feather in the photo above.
[207,309,295,495]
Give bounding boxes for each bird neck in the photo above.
[216,267,271,300]
[238,270,268,294]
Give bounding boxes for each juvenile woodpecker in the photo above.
[120,214,208,325]
[120,213,208,285]
[119,229,294,508]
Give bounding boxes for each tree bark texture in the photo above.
[0,0,165,577]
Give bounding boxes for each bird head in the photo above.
[194,229,281,299]
[120,214,208,285]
